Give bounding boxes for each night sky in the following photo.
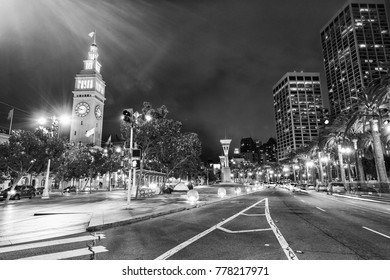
[1,0,386,161]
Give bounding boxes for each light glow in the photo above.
[217,188,226,198]
[187,190,199,204]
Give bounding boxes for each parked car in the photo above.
[62,186,77,193]
[315,183,327,192]
[327,182,346,194]
[81,186,98,192]
[0,185,36,200]
[306,184,315,190]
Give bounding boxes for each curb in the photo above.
[332,193,390,204]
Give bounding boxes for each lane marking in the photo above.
[241,213,265,216]
[265,198,298,260]
[0,234,105,254]
[333,194,390,205]
[218,227,272,234]
[316,207,326,212]
[155,198,266,260]
[362,226,390,240]
[18,246,108,260]
[300,199,306,203]
[324,196,390,215]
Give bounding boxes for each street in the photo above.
[1,185,389,260]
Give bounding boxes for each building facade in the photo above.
[320,0,390,119]
[240,137,257,163]
[273,72,324,161]
[69,35,106,147]
[258,137,278,164]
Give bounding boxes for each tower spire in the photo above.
[88,31,96,45]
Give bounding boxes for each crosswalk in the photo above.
[0,233,108,260]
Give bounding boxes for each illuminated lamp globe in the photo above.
[187,190,199,204]
[217,188,227,198]
[234,187,242,195]
[245,186,251,193]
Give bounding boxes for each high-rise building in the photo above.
[240,137,256,163]
[259,138,278,164]
[70,33,106,147]
[320,0,390,119]
[273,72,324,161]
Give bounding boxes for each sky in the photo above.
[0,0,387,161]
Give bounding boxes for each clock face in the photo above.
[75,102,90,117]
[95,105,102,120]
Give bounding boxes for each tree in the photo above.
[120,102,203,194]
[346,76,390,187]
[0,129,66,200]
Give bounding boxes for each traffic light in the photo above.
[132,160,140,169]
[132,149,141,159]
[122,108,133,123]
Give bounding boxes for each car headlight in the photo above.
[9,190,16,195]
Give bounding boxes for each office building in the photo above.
[273,72,324,161]
[320,0,390,119]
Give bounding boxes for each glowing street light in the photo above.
[37,114,71,138]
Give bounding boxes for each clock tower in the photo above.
[70,32,106,147]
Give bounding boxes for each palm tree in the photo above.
[318,116,349,184]
[346,76,390,186]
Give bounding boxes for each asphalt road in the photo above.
[1,187,390,260]
[95,188,390,260]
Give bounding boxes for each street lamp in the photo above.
[37,115,70,138]
[122,108,152,208]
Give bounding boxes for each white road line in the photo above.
[18,246,108,260]
[241,213,266,216]
[325,196,390,215]
[316,207,326,212]
[155,198,266,260]
[363,226,390,240]
[0,234,105,254]
[265,198,298,260]
[218,226,272,234]
[300,199,305,203]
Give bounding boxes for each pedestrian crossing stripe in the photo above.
[0,234,105,254]
[18,246,108,260]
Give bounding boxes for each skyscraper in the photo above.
[320,0,390,119]
[69,33,106,147]
[240,137,256,163]
[273,72,324,161]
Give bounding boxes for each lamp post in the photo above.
[126,122,134,209]
[122,109,152,208]
[41,159,51,199]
